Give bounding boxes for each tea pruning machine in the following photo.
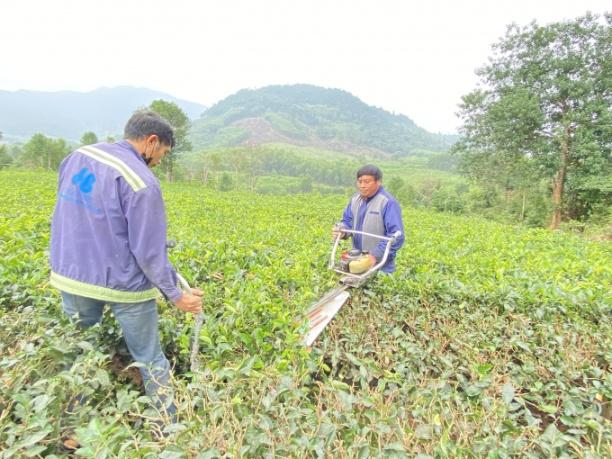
[303,226,402,347]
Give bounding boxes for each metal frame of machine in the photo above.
[303,228,402,346]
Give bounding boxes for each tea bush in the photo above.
[1,171,610,457]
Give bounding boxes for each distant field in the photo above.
[1,171,609,457]
[187,142,464,193]
[386,165,465,188]
[383,156,465,187]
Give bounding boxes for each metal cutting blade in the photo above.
[303,286,350,346]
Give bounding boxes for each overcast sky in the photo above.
[1,0,609,133]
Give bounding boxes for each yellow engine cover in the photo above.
[349,255,372,274]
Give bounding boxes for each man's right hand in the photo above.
[174,288,203,314]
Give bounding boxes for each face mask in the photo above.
[141,140,158,165]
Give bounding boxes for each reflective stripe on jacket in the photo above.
[49,140,181,303]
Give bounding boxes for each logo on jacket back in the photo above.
[72,167,96,193]
[59,167,102,214]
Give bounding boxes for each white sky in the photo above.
[1,0,609,133]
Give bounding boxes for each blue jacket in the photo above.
[341,187,405,273]
[49,141,181,303]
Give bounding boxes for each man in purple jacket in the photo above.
[50,111,202,418]
[333,165,405,273]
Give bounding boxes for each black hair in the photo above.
[124,111,175,147]
[357,164,382,181]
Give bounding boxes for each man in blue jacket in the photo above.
[333,165,405,273]
[50,111,202,418]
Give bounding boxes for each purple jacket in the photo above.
[341,187,405,273]
[49,140,182,303]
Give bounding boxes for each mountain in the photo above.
[190,84,458,156]
[0,86,206,142]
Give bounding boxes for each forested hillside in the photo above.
[190,84,458,155]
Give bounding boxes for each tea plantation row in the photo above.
[0,171,610,457]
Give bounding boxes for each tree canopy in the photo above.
[453,13,611,228]
[0,132,11,169]
[18,133,69,171]
[149,100,192,181]
[80,131,98,146]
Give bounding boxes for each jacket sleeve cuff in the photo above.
[164,287,183,303]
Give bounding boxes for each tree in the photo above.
[20,133,48,169]
[387,176,405,197]
[297,176,312,193]
[19,133,69,170]
[148,100,192,181]
[0,146,11,169]
[218,172,234,191]
[453,13,611,229]
[80,131,98,146]
[0,132,12,169]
